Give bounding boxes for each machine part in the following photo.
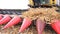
[56,0,60,6]
[0,10,27,15]
[0,7,59,34]
[29,0,34,6]
[50,19,60,34]
[3,16,22,29]
[19,17,32,32]
[29,0,56,7]
[36,18,45,34]
[0,14,3,20]
[0,15,11,24]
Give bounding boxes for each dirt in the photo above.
[0,24,56,34]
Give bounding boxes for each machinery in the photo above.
[29,0,60,7]
[0,0,60,34]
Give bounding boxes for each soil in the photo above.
[0,24,56,34]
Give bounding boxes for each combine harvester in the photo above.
[0,0,60,34]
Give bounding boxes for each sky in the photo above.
[0,0,30,10]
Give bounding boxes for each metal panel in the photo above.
[59,0,60,6]
[56,0,60,6]
[39,0,49,5]
[29,0,34,6]
[45,0,49,4]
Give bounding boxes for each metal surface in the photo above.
[0,9,27,15]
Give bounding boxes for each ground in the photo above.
[0,24,56,34]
